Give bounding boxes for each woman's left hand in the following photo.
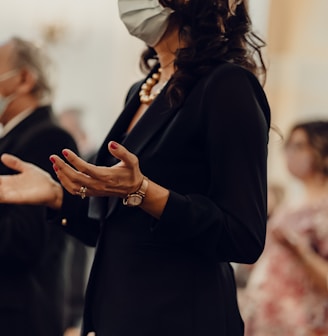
[50,141,144,199]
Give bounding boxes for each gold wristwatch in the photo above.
[123,177,148,207]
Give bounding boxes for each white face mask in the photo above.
[0,69,18,82]
[118,0,174,47]
[0,94,15,117]
[0,69,19,117]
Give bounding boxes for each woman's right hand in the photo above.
[0,153,63,209]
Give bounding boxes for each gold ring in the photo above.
[77,186,87,199]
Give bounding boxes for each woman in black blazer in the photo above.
[0,0,270,335]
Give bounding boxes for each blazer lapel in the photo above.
[89,74,180,220]
[94,80,143,167]
[121,85,178,157]
[88,82,142,220]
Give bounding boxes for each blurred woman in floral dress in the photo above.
[243,121,328,336]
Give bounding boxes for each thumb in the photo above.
[107,141,137,168]
[1,153,29,173]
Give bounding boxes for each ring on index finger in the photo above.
[77,186,87,199]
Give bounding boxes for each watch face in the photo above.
[127,194,143,206]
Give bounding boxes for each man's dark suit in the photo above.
[0,106,77,336]
[56,62,270,336]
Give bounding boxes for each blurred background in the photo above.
[1,0,327,197]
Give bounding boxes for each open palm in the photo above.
[0,153,61,207]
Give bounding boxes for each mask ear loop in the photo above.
[228,0,243,16]
[0,69,19,82]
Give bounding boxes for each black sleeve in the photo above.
[153,66,270,264]
[48,191,100,247]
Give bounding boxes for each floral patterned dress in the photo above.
[243,198,328,336]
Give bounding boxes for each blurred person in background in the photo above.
[0,0,270,335]
[57,107,97,161]
[267,182,285,219]
[243,121,328,335]
[57,107,96,336]
[0,36,78,335]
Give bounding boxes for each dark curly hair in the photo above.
[286,121,328,177]
[140,0,267,106]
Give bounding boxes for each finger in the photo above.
[49,154,91,194]
[61,149,98,177]
[285,231,301,247]
[108,141,138,169]
[1,153,31,173]
[50,151,86,175]
[51,152,121,197]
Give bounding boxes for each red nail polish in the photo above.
[53,165,58,172]
[62,150,68,157]
[110,142,118,149]
[50,157,55,163]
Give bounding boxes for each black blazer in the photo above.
[0,106,77,336]
[57,62,270,336]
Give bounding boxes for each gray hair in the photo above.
[10,36,52,100]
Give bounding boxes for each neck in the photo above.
[154,26,180,83]
[0,96,39,126]
[157,53,175,81]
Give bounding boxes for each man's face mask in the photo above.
[118,0,174,47]
[0,69,18,117]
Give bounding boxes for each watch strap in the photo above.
[123,176,149,206]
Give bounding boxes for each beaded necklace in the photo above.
[139,68,168,105]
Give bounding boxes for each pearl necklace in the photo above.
[139,68,167,105]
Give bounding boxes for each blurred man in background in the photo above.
[0,36,77,336]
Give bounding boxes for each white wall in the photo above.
[0,0,270,147]
[248,0,271,38]
[1,0,144,146]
